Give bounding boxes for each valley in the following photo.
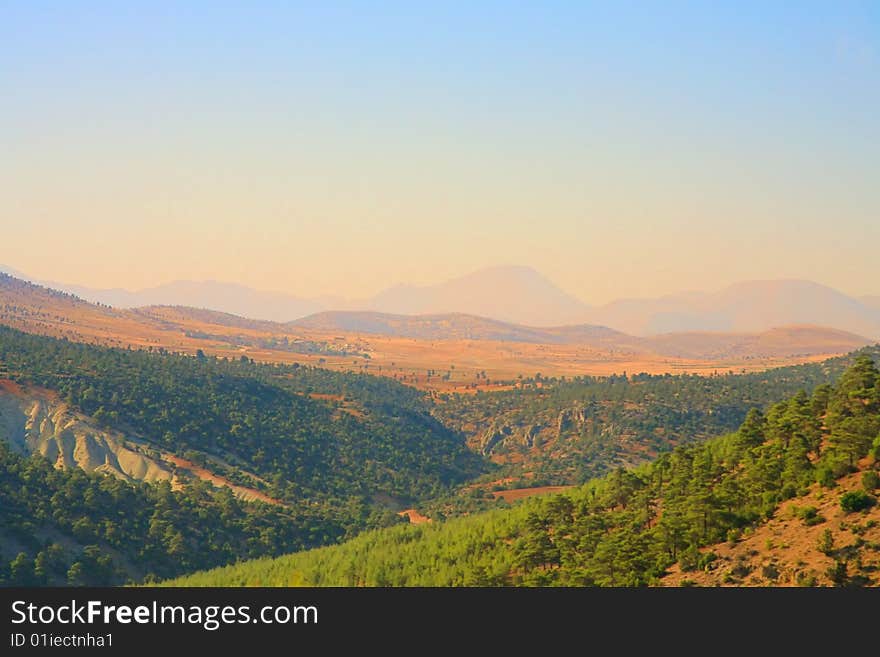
[1,271,878,588]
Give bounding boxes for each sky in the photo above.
[2,1,878,304]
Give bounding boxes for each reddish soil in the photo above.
[398,509,432,524]
[491,485,575,502]
[163,454,286,507]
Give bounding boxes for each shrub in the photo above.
[697,551,718,571]
[817,529,835,555]
[840,490,876,514]
[826,560,848,587]
[798,506,825,526]
[726,528,742,545]
[761,563,780,581]
[796,571,817,587]
[730,560,751,578]
[861,470,879,491]
[817,466,836,489]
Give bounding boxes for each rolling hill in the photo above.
[292,311,872,360]
[289,311,630,345]
[641,325,874,359]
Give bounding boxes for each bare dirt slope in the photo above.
[0,379,175,484]
[0,379,282,505]
[662,463,880,587]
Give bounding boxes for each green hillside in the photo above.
[164,355,880,586]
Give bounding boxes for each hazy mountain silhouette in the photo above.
[61,279,330,323]
[591,280,880,338]
[2,264,878,337]
[0,265,331,323]
[367,265,591,327]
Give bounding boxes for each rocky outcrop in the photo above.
[0,381,284,506]
[522,424,540,448]
[555,405,593,439]
[0,387,175,484]
[479,422,513,455]
[479,421,546,454]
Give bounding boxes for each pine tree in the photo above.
[827,356,880,465]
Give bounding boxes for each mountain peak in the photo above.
[367,265,591,327]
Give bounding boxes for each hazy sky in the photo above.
[2,2,878,303]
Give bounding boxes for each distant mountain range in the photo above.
[594,279,880,338]
[291,311,873,359]
[0,271,874,364]
[3,264,879,338]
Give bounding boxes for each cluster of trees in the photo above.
[168,356,880,587]
[433,348,880,486]
[0,441,344,586]
[182,330,368,358]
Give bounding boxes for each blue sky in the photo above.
[2,2,877,301]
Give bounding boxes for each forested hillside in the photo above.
[433,348,880,486]
[0,442,338,585]
[167,355,880,586]
[0,326,483,502]
[0,326,486,585]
